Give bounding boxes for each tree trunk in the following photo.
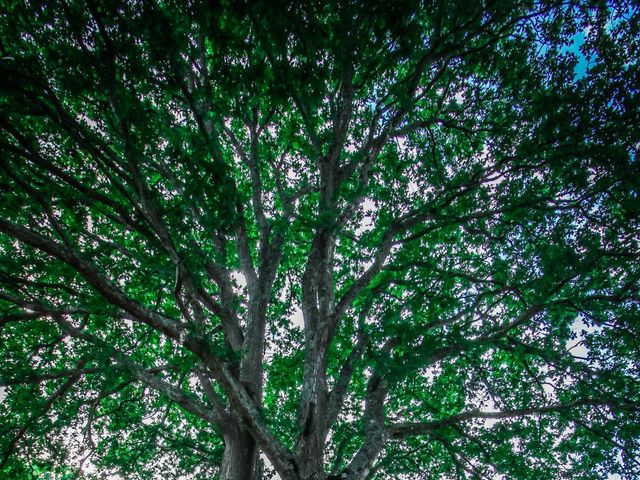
[220,428,261,480]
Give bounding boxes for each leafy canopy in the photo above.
[0,0,639,479]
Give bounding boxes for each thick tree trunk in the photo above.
[220,428,261,480]
[296,448,326,480]
[295,346,329,480]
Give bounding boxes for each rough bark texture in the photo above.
[220,428,260,480]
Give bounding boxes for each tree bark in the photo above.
[220,427,261,480]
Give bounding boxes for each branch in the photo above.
[0,137,152,239]
[197,358,299,480]
[326,321,369,428]
[341,363,392,480]
[0,307,88,329]
[196,369,232,432]
[0,218,184,340]
[331,225,398,332]
[327,70,355,166]
[0,367,102,387]
[0,360,83,469]
[389,399,640,438]
[0,220,295,477]
[53,317,224,428]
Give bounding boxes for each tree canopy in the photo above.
[1,0,639,479]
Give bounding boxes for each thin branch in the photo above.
[390,399,640,438]
[0,218,184,339]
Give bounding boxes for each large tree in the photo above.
[1,0,639,479]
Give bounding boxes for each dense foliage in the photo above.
[1,1,639,479]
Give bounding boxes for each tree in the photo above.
[0,0,639,478]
